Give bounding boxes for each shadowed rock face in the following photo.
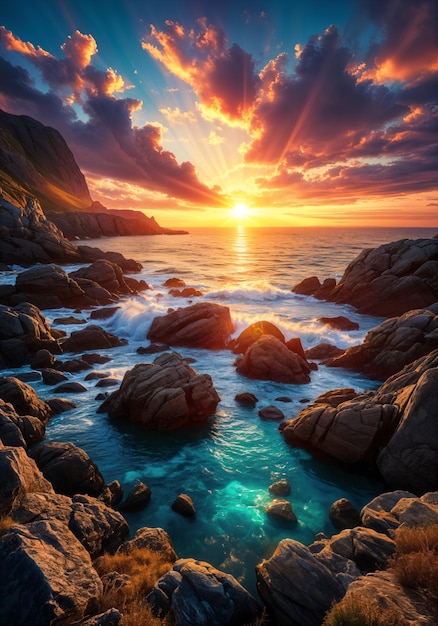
[292,238,438,317]
[147,302,234,350]
[99,351,220,429]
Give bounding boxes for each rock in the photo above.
[324,307,438,380]
[98,480,123,507]
[46,398,77,414]
[326,526,396,572]
[231,320,285,354]
[360,490,417,535]
[99,352,220,429]
[53,382,88,393]
[82,353,112,365]
[42,368,68,385]
[265,499,297,525]
[95,378,119,387]
[0,519,103,625]
[146,558,260,625]
[0,302,59,368]
[137,343,169,355]
[69,494,130,557]
[81,608,123,626]
[169,287,203,298]
[52,315,86,325]
[29,441,105,496]
[70,259,133,296]
[62,324,127,352]
[164,277,186,287]
[317,316,359,331]
[269,479,291,496]
[285,337,307,359]
[376,367,438,493]
[14,264,89,309]
[236,336,311,384]
[275,396,293,403]
[258,405,285,421]
[0,399,46,448]
[90,307,120,320]
[30,349,56,369]
[292,238,438,317]
[120,481,152,511]
[256,539,357,626]
[329,498,361,529]
[0,446,54,516]
[117,526,177,563]
[147,302,234,350]
[0,376,52,423]
[305,343,344,360]
[235,392,258,406]
[171,493,196,517]
[58,357,93,373]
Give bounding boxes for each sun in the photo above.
[231,202,250,220]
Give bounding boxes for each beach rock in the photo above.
[318,316,359,331]
[90,307,120,320]
[0,376,52,423]
[236,336,311,383]
[0,446,54,515]
[293,238,438,317]
[61,324,127,353]
[146,558,260,625]
[280,397,399,464]
[171,493,196,517]
[58,357,93,372]
[98,480,123,507]
[147,302,234,350]
[81,608,123,626]
[70,259,132,296]
[265,500,297,525]
[305,343,344,360]
[29,349,56,369]
[329,498,361,529]
[312,387,359,407]
[29,441,105,496]
[235,392,258,405]
[269,479,291,496]
[360,490,417,535]
[164,277,186,287]
[42,368,68,385]
[231,320,285,354]
[117,526,177,563]
[99,352,220,429]
[120,481,151,511]
[0,302,59,368]
[137,343,169,355]
[376,366,438,493]
[256,539,358,626]
[0,399,45,448]
[82,353,112,365]
[169,287,203,298]
[326,526,396,572]
[324,307,438,379]
[258,405,285,421]
[46,397,76,414]
[0,519,103,625]
[14,264,88,309]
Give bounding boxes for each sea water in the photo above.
[1,226,436,594]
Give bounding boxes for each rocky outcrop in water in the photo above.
[281,349,438,493]
[99,351,220,429]
[147,302,234,350]
[235,335,311,384]
[292,237,438,317]
[324,304,438,379]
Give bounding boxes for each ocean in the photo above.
[1,226,436,594]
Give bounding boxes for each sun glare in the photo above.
[231,202,250,220]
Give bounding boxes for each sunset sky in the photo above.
[0,0,437,228]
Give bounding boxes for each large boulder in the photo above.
[61,324,127,353]
[0,376,52,423]
[147,302,234,350]
[70,259,134,296]
[99,352,220,429]
[29,441,105,496]
[146,558,260,626]
[14,264,87,309]
[292,238,438,317]
[281,350,438,493]
[0,398,45,448]
[0,519,103,625]
[235,336,311,383]
[256,539,359,626]
[231,320,285,354]
[117,526,177,563]
[324,306,438,379]
[361,490,438,535]
[0,446,54,516]
[0,302,60,368]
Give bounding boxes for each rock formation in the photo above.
[147,302,234,350]
[292,237,438,317]
[236,335,311,383]
[99,351,220,429]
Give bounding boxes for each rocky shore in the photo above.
[1,232,437,625]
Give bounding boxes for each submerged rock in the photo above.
[99,352,220,429]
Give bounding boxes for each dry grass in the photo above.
[390,524,438,615]
[93,546,174,624]
[0,515,14,534]
[323,596,405,626]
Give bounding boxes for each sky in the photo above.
[0,0,437,228]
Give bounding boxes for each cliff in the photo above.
[0,109,187,239]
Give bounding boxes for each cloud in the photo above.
[0,27,226,207]
[159,106,196,124]
[143,18,259,123]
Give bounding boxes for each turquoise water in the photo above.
[1,226,435,594]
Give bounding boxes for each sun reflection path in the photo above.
[233,226,251,278]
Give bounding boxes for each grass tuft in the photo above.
[323,596,405,626]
